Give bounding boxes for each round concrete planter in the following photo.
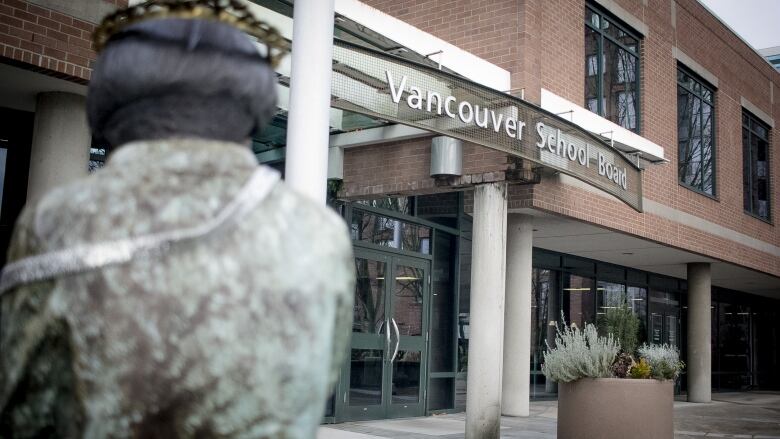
[557,378,674,439]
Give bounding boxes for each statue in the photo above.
[0,1,355,437]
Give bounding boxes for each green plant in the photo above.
[629,358,652,379]
[597,305,640,355]
[638,343,685,380]
[541,314,619,383]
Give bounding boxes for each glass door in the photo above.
[338,249,429,421]
[649,290,681,348]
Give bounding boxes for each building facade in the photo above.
[0,0,779,435]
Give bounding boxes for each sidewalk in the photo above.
[318,392,780,438]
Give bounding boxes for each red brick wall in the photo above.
[0,0,127,83]
[343,0,780,278]
[342,137,508,199]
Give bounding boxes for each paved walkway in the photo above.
[318,392,780,438]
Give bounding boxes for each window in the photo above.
[742,112,771,220]
[677,67,716,195]
[584,5,641,132]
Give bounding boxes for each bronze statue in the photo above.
[0,1,355,437]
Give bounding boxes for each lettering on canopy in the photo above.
[330,39,643,211]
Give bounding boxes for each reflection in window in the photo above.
[351,209,431,254]
[531,268,559,398]
[678,67,715,195]
[584,5,641,132]
[393,265,424,336]
[392,350,421,403]
[353,258,386,333]
[742,112,771,219]
[349,349,383,406]
[89,147,107,173]
[563,274,595,328]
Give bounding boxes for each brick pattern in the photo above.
[342,137,509,199]
[344,0,780,279]
[0,0,127,83]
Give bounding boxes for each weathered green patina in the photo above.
[0,139,355,438]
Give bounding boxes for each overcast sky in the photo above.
[698,0,780,50]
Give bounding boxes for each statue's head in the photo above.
[87,0,288,149]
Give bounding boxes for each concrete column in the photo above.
[284,0,335,204]
[687,262,711,403]
[501,214,533,416]
[465,183,507,439]
[27,92,90,201]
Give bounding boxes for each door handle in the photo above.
[384,319,391,360]
[390,318,400,363]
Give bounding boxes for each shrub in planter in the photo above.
[541,317,619,383]
[638,343,685,380]
[597,305,641,355]
[543,317,683,439]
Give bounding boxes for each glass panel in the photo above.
[430,231,456,372]
[604,39,638,131]
[400,222,431,254]
[428,377,454,410]
[532,269,559,397]
[743,126,752,212]
[701,102,714,194]
[393,265,424,336]
[665,314,678,347]
[718,304,751,389]
[351,210,398,249]
[596,281,625,314]
[353,258,386,333]
[586,7,600,29]
[324,392,335,417]
[563,275,595,328]
[458,235,472,373]
[602,16,638,49]
[351,209,431,254]
[585,25,601,115]
[0,148,6,218]
[349,349,384,406]
[415,192,459,227]
[392,350,421,403]
[627,286,647,345]
[743,113,772,218]
[651,313,663,344]
[355,197,414,214]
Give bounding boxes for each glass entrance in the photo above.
[339,249,429,421]
[649,290,681,348]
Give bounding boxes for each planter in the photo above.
[558,378,673,439]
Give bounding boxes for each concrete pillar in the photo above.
[284,0,335,204]
[502,214,533,416]
[27,92,90,201]
[465,182,507,439]
[687,262,711,403]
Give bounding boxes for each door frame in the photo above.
[335,247,431,422]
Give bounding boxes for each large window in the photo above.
[677,67,716,195]
[584,5,641,132]
[742,112,771,220]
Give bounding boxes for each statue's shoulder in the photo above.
[260,181,351,246]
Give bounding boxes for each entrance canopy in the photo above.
[330,40,644,212]
[251,0,644,212]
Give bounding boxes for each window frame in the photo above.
[676,64,717,198]
[584,3,642,133]
[742,111,772,222]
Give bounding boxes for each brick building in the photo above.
[0,0,778,435]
